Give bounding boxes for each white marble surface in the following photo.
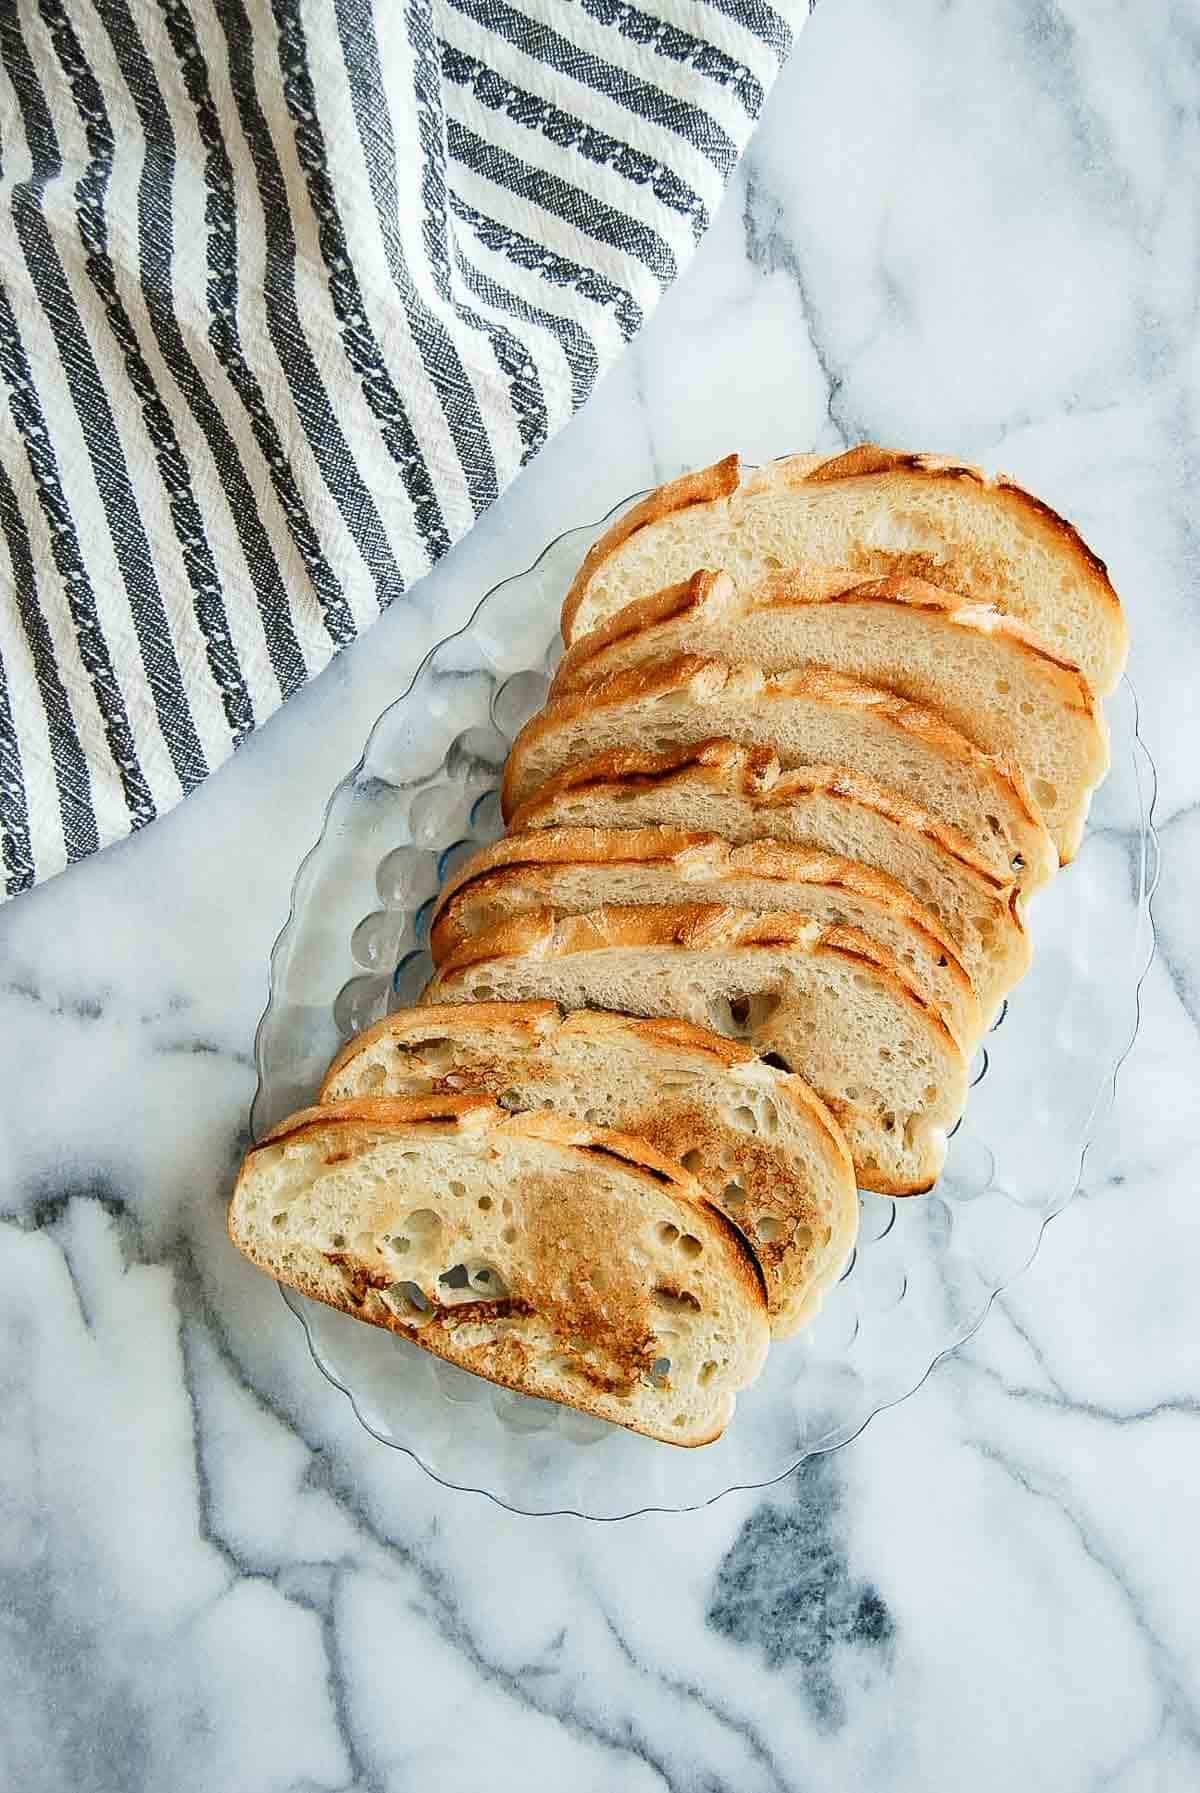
[2,0,1198,1786]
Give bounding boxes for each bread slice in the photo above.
[562,446,1127,694]
[322,1004,858,1337]
[230,1094,769,1445]
[425,906,971,1195]
[429,826,981,1050]
[503,655,1057,893]
[508,740,1029,1021]
[552,570,1108,862]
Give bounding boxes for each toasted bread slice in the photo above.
[425,906,971,1195]
[430,827,981,1050]
[503,655,1056,893]
[508,740,1029,1022]
[562,446,1126,693]
[322,1004,858,1337]
[553,570,1108,861]
[230,1094,769,1445]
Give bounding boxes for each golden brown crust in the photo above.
[502,651,709,819]
[328,1001,854,1173]
[589,1022,853,1222]
[426,901,964,1061]
[555,569,729,688]
[427,824,973,1007]
[423,903,965,1196]
[561,460,741,642]
[324,999,768,1089]
[251,1092,767,1306]
[554,568,1099,723]
[266,1090,724,1213]
[842,576,1097,695]
[432,823,721,912]
[319,1001,856,1331]
[502,653,1053,882]
[231,1094,770,1439]
[261,1091,499,1147]
[507,735,1013,895]
[559,445,1124,656]
[789,444,1117,600]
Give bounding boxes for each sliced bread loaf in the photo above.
[425,906,971,1195]
[429,826,981,1049]
[552,570,1109,861]
[230,1094,769,1445]
[507,739,1029,1020]
[322,1004,858,1337]
[502,655,1057,893]
[562,446,1127,693]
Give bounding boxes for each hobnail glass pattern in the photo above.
[253,496,1158,1519]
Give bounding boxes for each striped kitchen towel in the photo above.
[0,0,809,902]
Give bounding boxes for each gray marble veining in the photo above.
[3,1,1199,1788]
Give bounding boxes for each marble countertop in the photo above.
[3,1,1198,1787]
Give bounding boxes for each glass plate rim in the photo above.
[251,500,1162,1521]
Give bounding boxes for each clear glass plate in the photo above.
[253,492,1159,1519]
